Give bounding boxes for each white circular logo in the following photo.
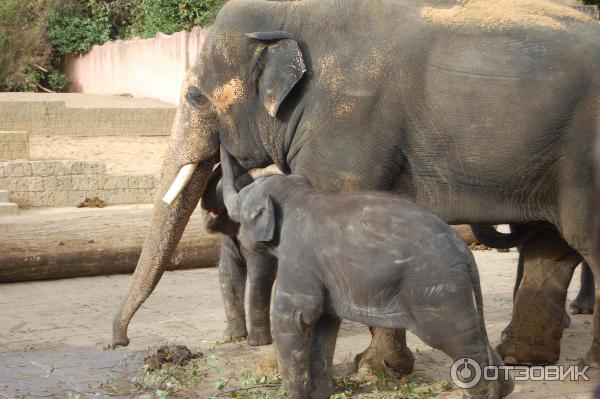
[450,357,482,389]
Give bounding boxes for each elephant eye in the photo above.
[186,87,207,109]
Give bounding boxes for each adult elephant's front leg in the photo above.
[354,328,414,378]
[497,229,580,365]
[244,247,277,346]
[219,234,248,341]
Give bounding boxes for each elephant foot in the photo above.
[256,346,279,377]
[563,311,571,328]
[307,377,335,399]
[223,322,248,342]
[282,380,307,399]
[570,295,595,315]
[353,329,414,379]
[496,329,560,366]
[582,340,600,369]
[500,322,511,342]
[353,347,414,380]
[247,328,273,346]
[502,313,570,342]
[583,352,600,368]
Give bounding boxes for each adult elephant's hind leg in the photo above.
[584,262,600,367]
[354,328,415,379]
[570,261,595,315]
[497,229,580,365]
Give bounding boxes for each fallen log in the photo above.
[0,205,219,282]
[452,224,477,245]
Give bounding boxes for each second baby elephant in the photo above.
[200,164,278,345]
[220,147,513,399]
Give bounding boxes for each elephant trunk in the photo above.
[112,154,214,347]
[220,145,242,223]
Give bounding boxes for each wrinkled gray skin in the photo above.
[220,147,513,399]
[471,225,595,320]
[113,0,600,371]
[201,166,277,345]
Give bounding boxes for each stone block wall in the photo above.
[0,99,175,136]
[573,5,600,19]
[0,131,29,160]
[0,160,157,207]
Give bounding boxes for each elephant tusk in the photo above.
[162,163,198,205]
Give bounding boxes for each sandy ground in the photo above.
[29,136,169,176]
[0,249,596,398]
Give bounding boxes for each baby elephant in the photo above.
[220,147,513,399]
[200,164,278,345]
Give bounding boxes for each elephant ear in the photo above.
[247,194,276,243]
[246,31,306,117]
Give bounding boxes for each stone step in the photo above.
[0,160,107,177]
[0,93,175,137]
[0,202,18,217]
[573,5,599,19]
[1,175,157,208]
[0,160,157,207]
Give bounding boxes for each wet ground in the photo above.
[0,249,596,398]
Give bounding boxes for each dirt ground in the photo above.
[29,136,169,176]
[0,248,597,398]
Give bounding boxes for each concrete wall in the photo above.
[65,27,210,105]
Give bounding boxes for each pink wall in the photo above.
[65,27,210,105]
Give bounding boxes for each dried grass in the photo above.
[421,0,593,30]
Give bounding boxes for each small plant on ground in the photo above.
[128,344,207,397]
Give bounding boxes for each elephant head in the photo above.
[220,145,276,252]
[112,0,306,347]
[200,165,242,237]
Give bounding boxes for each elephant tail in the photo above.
[466,258,489,346]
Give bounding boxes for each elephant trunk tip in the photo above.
[112,318,131,348]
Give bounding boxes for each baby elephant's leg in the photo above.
[410,282,513,398]
[307,315,341,399]
[218,234,248,340]
[243,247,277,346]
[271,285,323,399]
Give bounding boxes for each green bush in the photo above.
[47,69,70,92]
[1,0,227,92]
[4,62,43,92]
[0,0,54,91]
[128,0,226,38]
[47,2,112,55]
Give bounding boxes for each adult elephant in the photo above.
[113,0,600,370]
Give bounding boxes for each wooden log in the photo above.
[0,205,219,282]
[452,224,477,244]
